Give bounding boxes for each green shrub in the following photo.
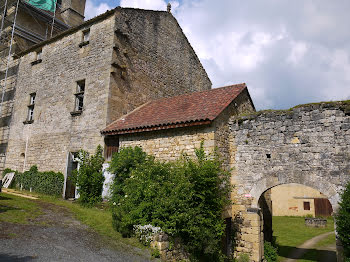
[72,145,105,206]
[264,241,277,262]
[108,146,148,199]
[110,144,232,261]
[236,253,250,262]
[337,181,350,259]
[151,248,160,258]
[15,166,63,196]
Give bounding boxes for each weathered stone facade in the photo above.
[0,0,75,173]
[5,8,211,186]
[119,126,215,161]
[229,102,350,261]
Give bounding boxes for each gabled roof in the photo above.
[102,83,249,135]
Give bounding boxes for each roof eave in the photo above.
[101,119,212,136]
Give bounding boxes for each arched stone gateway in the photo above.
[229,102,350,262]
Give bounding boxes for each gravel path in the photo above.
[283,231,336,262]
[0,200,153,262]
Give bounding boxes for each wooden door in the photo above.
[314,198,333,217]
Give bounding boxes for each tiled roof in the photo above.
[102,83,247,135]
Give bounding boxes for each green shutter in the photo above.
[26,0,57,12]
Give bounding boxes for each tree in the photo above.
[73,145,105,206]
[337,181,350,260]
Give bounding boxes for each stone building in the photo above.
[101,83,254,165]
[0,0,86,172]
[4,7,211,198]
[269,183,332,217]
[103,97,349,261]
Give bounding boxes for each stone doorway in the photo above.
[65,152,78,199]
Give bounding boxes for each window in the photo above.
[303,201,310,210]
[31,50,42,65]
[83,29,90,42]
[72,80,85,114]
[36,50,42,61]
[79,29,90,47]
[24,93,36,124]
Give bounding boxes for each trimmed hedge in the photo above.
[14,166,64,196]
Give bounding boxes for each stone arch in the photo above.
[248,174,340,212]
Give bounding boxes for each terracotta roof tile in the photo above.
[102,83,247,135]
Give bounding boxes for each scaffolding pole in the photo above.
[0,0,20,117]
[0,0,9,39]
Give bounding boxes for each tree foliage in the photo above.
[337,181,350,259]
[109,145,232,261]
[72,145,105,206]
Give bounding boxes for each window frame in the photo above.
[31,50,42,65]
[79,29,90,48]
[303,201,311,211]
[24,93,36,124]
[71,80,85,116]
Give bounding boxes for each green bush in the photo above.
[110,144,232,261]
[72,145,105,206]
[264,241,277,262]
[337,181,350,259]
[236,253,250,262]
[15,166,64,196]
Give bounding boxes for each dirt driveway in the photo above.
[0,197,152,262]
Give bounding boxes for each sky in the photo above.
[85,0,350,110]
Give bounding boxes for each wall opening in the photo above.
[258,183,336,261]
[65,152,78,199]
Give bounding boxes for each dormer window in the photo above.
[79,29,90,47]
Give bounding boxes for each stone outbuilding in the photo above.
[101,83,255,168]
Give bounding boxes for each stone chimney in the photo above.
[60,0,86,27]
[167,3,171,13]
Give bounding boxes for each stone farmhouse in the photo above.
[1,2,349,262]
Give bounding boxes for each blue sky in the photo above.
[85,0,350,110]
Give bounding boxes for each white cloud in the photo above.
[120,0,179,12]
[173,0,350,109]
[120,0,167,11]
[287,41,308,65]
[86,0,350,109]
[85,0,112,20]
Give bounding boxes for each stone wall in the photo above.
[5,15,116,173]
[107,8,211,124]
[119,126,215,161]
[229,101,350,261]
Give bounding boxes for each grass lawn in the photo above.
[0,191,145,251]
[0,193,42,224]
[40,195,145,250]
[272,216,335,261]
[298,232,336,262]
